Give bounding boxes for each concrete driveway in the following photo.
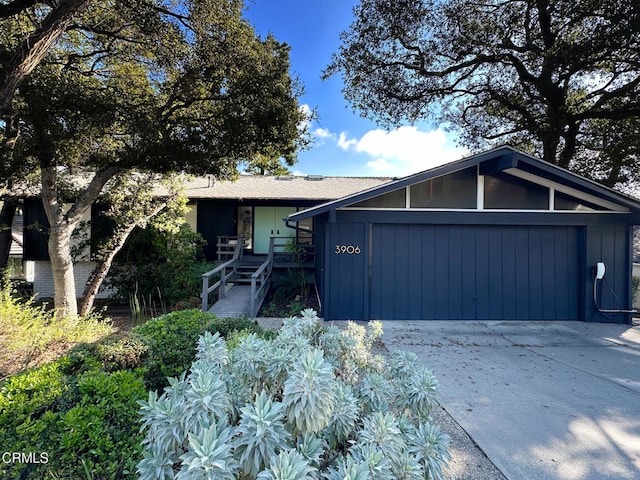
[381,321,640,480]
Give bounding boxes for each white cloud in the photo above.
[340,126,468,176]
[366,158,395,172]
[337,132,357,150]
[314,127,334,139]
[298,104,313,131]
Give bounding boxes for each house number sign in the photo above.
[335,245,361,254]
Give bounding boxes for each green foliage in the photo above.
[108,223,212,310]
[0,287,115,374]
[138,309,451,479]
[133,309,265,391]
[0,363,147,480]
[0,302,270,480]
[133,309,218,390]
[327,0,640,187]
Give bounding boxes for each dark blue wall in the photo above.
[369,224,579,320]
[317,210,634,323]
[324,221,367,320]
[583,225,633,323]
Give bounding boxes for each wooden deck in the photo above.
[207,284,252,318]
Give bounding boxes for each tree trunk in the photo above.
[0,199,18,276]
[40,165,120,318]
[79,200,168,316]
[48,222,78,317]
[78,225,136,316]
[0,0,89,113]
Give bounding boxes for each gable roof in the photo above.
[183,175,392,201]
[287,146,640,221]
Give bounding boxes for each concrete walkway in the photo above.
[382,320,640,480]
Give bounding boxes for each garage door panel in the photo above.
[371,224,579,320]
[487,229,504,319]
[514,229,531,319]
[461,229,477,319]
[475,228,490,320]
[501,228,518,319]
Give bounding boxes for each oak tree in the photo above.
[2,0,309,316]
[326,0,640,187]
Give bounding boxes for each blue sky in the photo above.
[243,0,468,177]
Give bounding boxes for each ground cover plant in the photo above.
[138,309,451,479]
[0,285,115,379]
[0,305,267,480]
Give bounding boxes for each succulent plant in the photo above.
[400,367,438,420]
[325,381,359,448]
[322,456,371,480]
[234,390,292,477]
[257,449,316,480]
[295,433,326,468]
[195,330,229,367]
[138,390,185,456]
[407,422,451,480]
[137,310,450,480]
[137,443,176,480]
[177,419,238,480]
[358,412,406,461]
[349,443,392,480]
[183,361,232,433]
[283,348,336,435]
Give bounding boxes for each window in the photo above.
[410,167,477,208]
[350,188,406,208]
[554,191,607,211]
[237,206,253,249]
[484,173,549,209]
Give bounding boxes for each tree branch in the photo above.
[0,0,90,113]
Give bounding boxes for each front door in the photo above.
[253,206,297,254]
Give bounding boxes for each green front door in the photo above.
[253,206,297,254]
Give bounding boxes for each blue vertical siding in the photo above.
[326,222,367,320]
[584,224,632,323]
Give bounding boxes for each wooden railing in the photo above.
[249,238,274,317]
[216,235,245,261]
[201,238,243,312]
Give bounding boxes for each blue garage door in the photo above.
[370,224,580,320]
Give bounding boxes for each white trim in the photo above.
[505,168,628,212]
[477,174,485,210]
[405,186,410,208]
[549,187,555,210]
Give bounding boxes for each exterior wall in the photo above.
[324,221,368,320]
[633,263,640,309]
[583,224,633,323]
[32,261,114,300]
[319,210,635,323]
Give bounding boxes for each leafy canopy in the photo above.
[326,0,640,187]
[1,0,310,180]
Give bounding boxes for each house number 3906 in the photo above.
[335,245,361,254]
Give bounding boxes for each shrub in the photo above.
[0,365,147,480]
[138,309,451,479]
[0,287,114,375]
[106,223,214,309]
[0,306,271,480]
[133,309,265,391]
